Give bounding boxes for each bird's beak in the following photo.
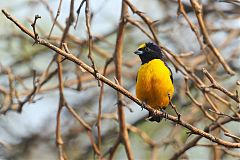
[134,50,143,55]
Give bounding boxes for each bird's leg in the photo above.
[141,101,161,122]
[168,93,181,122]
[160,108,168,121]
[141,101,147,111]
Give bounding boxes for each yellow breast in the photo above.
[136,59,174,109]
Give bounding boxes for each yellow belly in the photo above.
[136,59,174,109]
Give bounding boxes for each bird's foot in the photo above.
[160,108,168,121]
[141,101,147,111]
[147,110,162,123]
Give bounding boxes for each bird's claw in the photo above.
[141,101,147,111]
[160,108,168,121]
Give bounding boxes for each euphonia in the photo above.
[134,42,174,122]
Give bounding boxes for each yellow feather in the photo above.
[138,43,146,49]
[136,59,174,109]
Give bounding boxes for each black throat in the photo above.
[139,55,161,65]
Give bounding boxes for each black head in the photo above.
[134,42,164,64]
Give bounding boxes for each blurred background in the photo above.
[0,0,240,160]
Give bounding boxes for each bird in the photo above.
[134,42,174,122]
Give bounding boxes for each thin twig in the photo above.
[113,1,134,160]
[190,0,235,75]
[85,0,100,86]
[55,1,75,159]
[97,57,113,158]
[202,68,239,103]
[31,15,41,44]
[74,0,86,29]
[177,0,212,64]
[224,132,240,141]
[48,0,63,39]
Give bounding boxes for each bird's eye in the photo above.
[145,47,150,52]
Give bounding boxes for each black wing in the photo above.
[164,62,173,84]
[136,71,138,82]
